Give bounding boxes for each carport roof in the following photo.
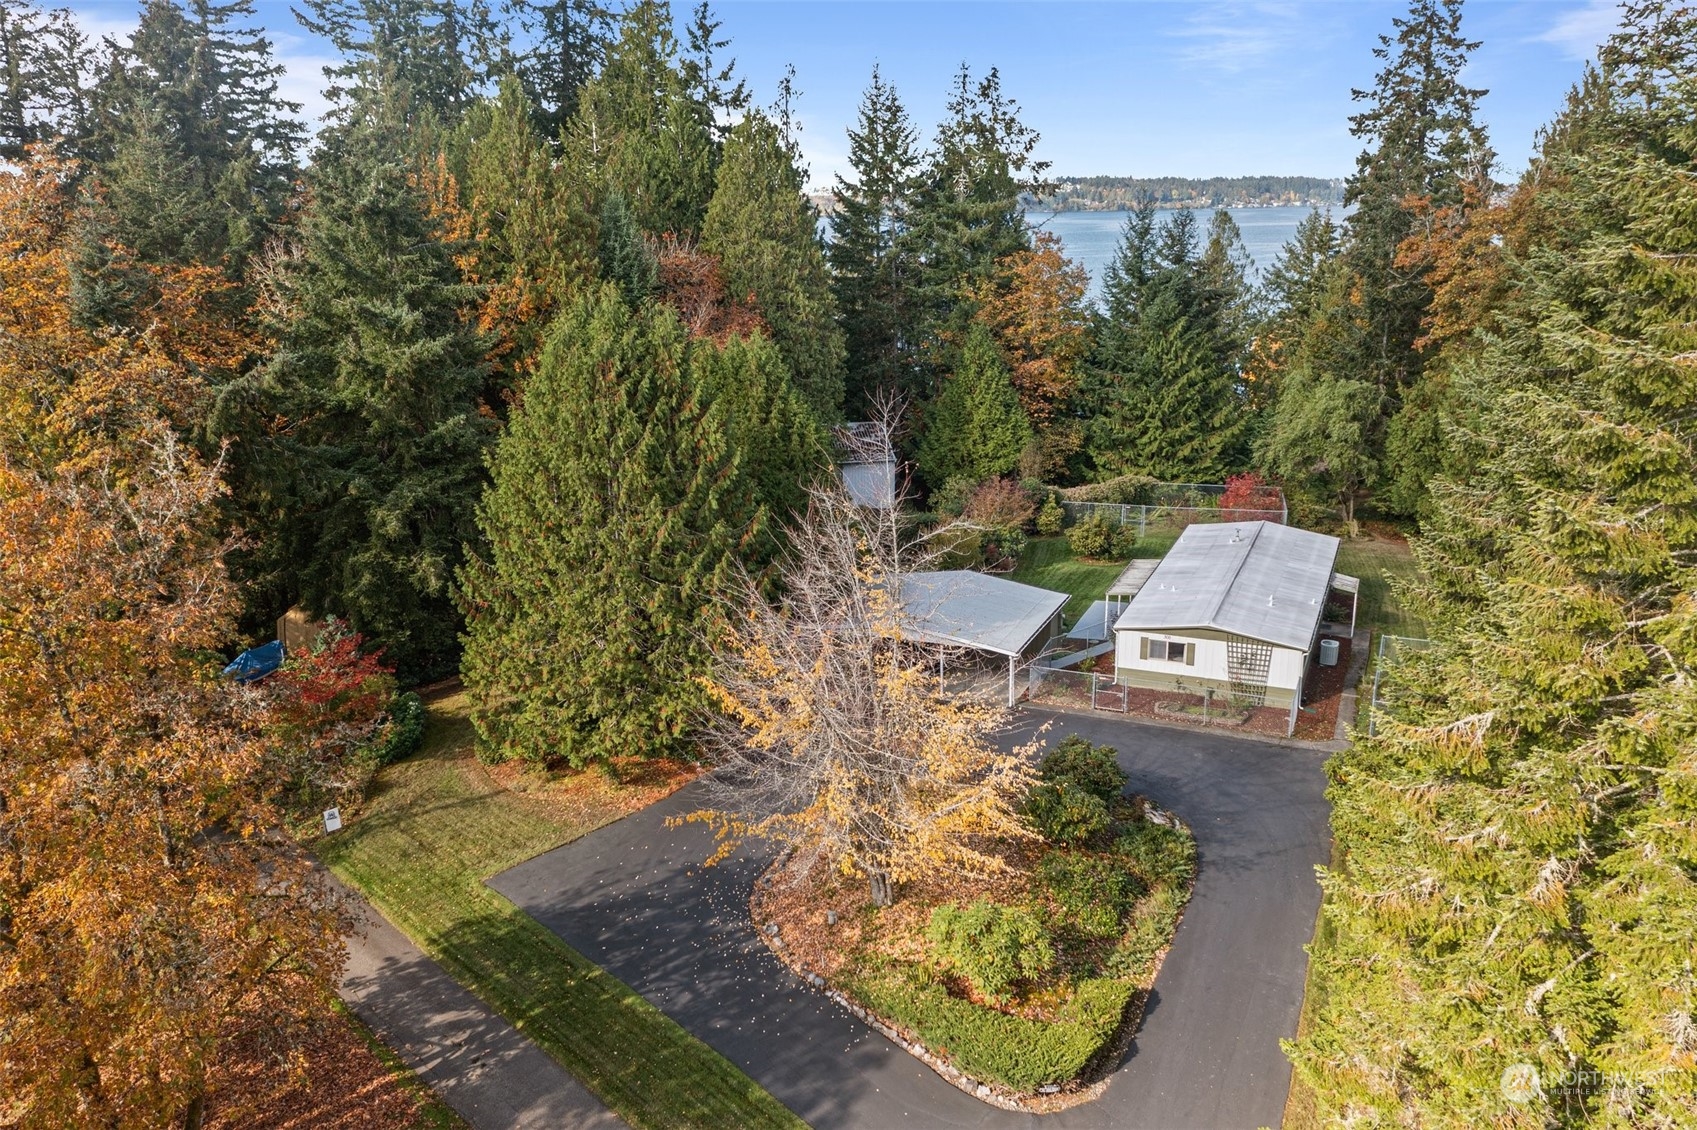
[898,570,1068,658]
[1111,521,1341,651]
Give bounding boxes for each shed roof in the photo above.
[898,570,1068,658]
[1111,521,1341,651]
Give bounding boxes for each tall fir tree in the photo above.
[295,0,507,123]
[445,76,597,395]
[1085,206,1246,482]
[565,0,714,236]
[917,322,1031,489]
[702,109,845,418]
[1290,8,1697,1125]
[90,0,303,275]
[1342,0,1492,512]
[679,0,748,143]
[236,95,493,680]
[901,65,1047,398]
[511,0,609,138]
[830,66,922,413]
[458,287,756,767]
[0,0,94,159]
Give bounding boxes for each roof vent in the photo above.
[1268,595,1276,606]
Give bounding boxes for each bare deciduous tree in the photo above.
[679,456,1038,907]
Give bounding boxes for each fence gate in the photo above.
[1225,636,1273,706]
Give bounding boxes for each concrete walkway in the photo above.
[491,713,1331,1129]
[339,897,624,1129]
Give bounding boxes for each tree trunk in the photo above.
[182,1091,205,1130]
[868,870,892,908]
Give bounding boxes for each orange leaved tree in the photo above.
[682,479,1037,906]
[965,229,1091,423]
[0,149,347,1129]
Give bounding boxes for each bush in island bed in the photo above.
[925,899,1055,1002]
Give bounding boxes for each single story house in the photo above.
[898,570,1068,705]
[1111,521,1356,733]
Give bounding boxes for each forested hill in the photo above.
[1032,175,1344,210]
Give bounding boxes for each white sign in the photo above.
[323,807,342,834]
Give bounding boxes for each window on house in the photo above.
[1162,640,1189,663]
[1139,637,1196,665]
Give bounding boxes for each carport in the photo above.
[897,570,1068,705]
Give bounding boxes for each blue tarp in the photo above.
[222,639,284,683]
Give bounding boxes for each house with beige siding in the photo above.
[1111,521,1354,734]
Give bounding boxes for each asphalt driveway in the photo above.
[489,711,1331,1128]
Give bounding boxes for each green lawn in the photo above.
[1011,533,1177,623]
[1333,536,1423,637]
[316,695,803,1130]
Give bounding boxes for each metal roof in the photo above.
[1111,521,1341,651]
[898,571,1068,658]
[1106,558,1160,599]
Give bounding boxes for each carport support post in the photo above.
[1008,654,1017,706]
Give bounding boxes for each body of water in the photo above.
[1029,205,1324,300]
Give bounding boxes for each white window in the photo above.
[1139,636,1195,665]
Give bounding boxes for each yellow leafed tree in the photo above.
[683,463,1037,907]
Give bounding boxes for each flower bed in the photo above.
[749,737,1196,1110]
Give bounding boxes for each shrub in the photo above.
[1039,852,1142,937]
[1106,885,1189,979]
[1035,493,1064,535]
[848,963,1134,1091]
[1039,735,1128,803]
[1110,522,1138,558]
[963,477,1036,531]
[980,525,1027,571]
[1059,473,1157,505]
[932,475,978,517]
[926,899,1055,1002]
[370,691,426,766]
[1065,512,1115,559]
[1023,780,1110,846]
[1113,820,1198,890]
[1219,471,1284,522]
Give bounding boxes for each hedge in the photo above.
[847,963,1135,1091]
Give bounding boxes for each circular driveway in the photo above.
[489,711,1331,1128]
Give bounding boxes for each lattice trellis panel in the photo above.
[1225,636,1273,706]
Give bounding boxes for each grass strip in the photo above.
[317,696,803,1130]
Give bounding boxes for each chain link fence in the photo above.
[1365,634,1433,737]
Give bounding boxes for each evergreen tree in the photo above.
[1087,268,1248,482]
[242,99,493,680]
[90,0,303,274]
[597,188,656,306]
[702,109,845,418]
[917,322,1031,489]
[689,330,829,565]
[295,0,507,123]
[1198,206,1256,356]
[1085,206,1246,481]
[1342,0,1492,510]
[901,65,1047,397]
[0,0,94,159]
[830,66,922,413]
[458,287,755,767]
[1290,10,1697,1125]
[680,0,747,143]
[447,76,597,393]
[566,0,714,236]
[511,0,609,138]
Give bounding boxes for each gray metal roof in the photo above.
[1106,558,1160,599]
[898,571,1068,658]
[1111,521,1341,651]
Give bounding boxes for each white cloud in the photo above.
[1533,0,1624,62]
[1167,2,1311,73]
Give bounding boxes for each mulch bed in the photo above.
[205,1008,452,1130]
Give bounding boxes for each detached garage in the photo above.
[1111,521,1354,735]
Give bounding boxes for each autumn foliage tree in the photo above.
[683,484,1038,907]
[965,229,1090,423]
[0,148,349,1130]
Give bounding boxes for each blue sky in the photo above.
[67,0,1627,188]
